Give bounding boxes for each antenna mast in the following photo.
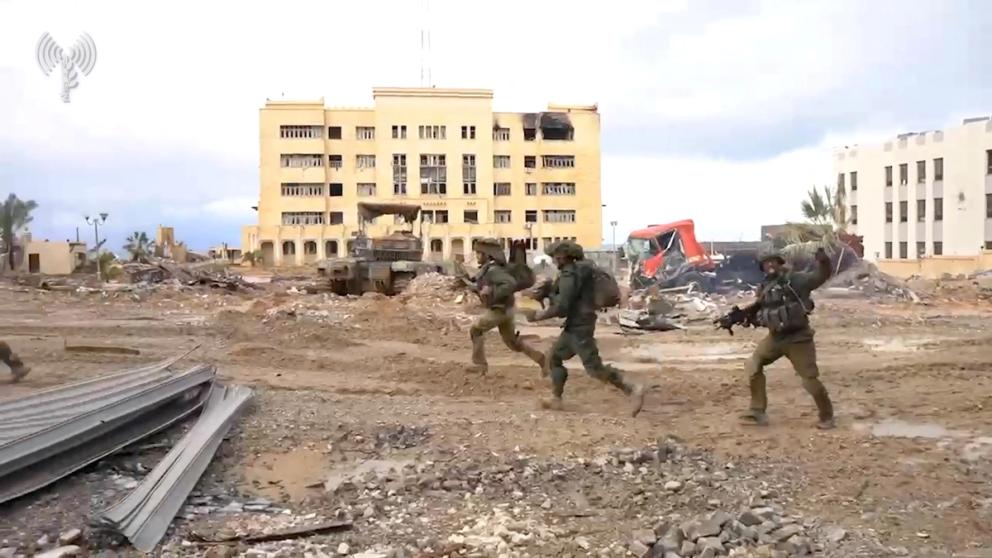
[420,0,433,87]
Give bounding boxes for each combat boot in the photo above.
[540,396,564,411]
[816,417,836,430]
[10,365,30,383]
[739,410,769,426]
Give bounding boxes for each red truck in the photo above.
[625,219,717,290]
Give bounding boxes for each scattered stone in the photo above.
[0,548,15,558]
[739,510,763,526]
[632,529,657,547]
[34,547,82,558]
[628,540,651,558]
[664,481,683,492]
[680,540,697,556]
[699,548,717,558]
[37,534,50,547]
[826,527,847,543]
[57,529,82,546]
[771,524,804,542]
[337,542,350,555]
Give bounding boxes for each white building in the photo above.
[834,117,992,264]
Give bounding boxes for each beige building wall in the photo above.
[18,239,87,275]
[834,117,992,270]
[242,88,602,266]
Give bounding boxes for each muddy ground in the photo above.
[0,275,990,557]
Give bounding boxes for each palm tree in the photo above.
[782,184,853,266]
[0,194,39,271]
[123,231,155,262]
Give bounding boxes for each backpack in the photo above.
[506,240,536,292]
[586,261,621,309]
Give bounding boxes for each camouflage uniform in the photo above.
[0,341,30,382]
[742,249,834,428]
[531,241,644,416]
[469,239,545,374]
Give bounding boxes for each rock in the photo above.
[632,529,657,546]
[57,529,82,546]
[204,547,238,558]
[337,542,350,555]
[784,535,812,555]
[826,528,847,543]
[697,537,723,553]
[679,540,696,556]
[699,548,717,558]
[363,505,376,519]
[662,553,682,558]
[576,537,591,550]
[739,526,759,542]
[35,547,82,558]
[738,510,763,526]
[771,524,803,542]
[221,502,244,513]
[709,511,733,528]
[751,506,776,519]
[37,534,51,547]
[0,548,15,558]
[653,521,671,538]
[664,480,683,492]
[245,504,271,512]
[629,541,651,558]
[684,518,721,541]
[657,527,684,551]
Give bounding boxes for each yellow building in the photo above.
[241,87,602,266]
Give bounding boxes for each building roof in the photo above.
[372,87,493,99]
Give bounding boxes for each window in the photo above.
[934,197,943,221]
[899,242,907,259]
[899,163,908,185]
[933,241,943,255]
[884,242,892,259]
[542,155,576,169]
[421,210,434,223]
[392,154,407,195]
[461,126,476,140]
[329,183,343,197]
[329,212,344,225]
[850,171,858,191]
[463,210,479,224]
[916,160,926,183]
[885,202,893,223]
[430,239,443,254]
[523,128,537,141]
[543,210,576,223]
[435,210,449,224]
[282,241,296,256]
[542,126,574,141]
[494,183,511,196]
[899,201,907,222]
[494,155,511,169]
[303,241,318,256]
[987,194,992,218]
[934,157,944,181]
[525,183,537,196]
[356,126,375,140]
[542,182,576,195]
[328,126,342,140]
[281,183,323,196]
[885,166,893,187]
[988,150,992,174]
[357,183,376,197]
[419,154,447,194]
[391,125,407,139]
[850,205,857,225]
[280,154,323,168]
[282,211,324,225]
[356,154,375,169]
[917,199,926,221]
[462,154,476,195]
[493,127,510,141]
[917,242,926,258]
[837,173,845,189]
[418,125,446,140]
[524,156,536,169]
[328,154,343,169]
[279,125,322,139]
[494,210,512,223]
[525,210,537,223]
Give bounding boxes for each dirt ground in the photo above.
[0,275,991,557]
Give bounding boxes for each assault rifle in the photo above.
[713,304,758,335]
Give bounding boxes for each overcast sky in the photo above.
[1,0,989,252]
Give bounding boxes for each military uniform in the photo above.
[742,249,834,428]
[531,241,644,416]
[0,341,30,382]
[469,239,546,374]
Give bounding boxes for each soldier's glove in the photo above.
[713,305,747,336]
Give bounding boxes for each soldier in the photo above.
[0,341,31,383]
[467,238,547,375]
[524,240,645,416]
[731,247,835,429]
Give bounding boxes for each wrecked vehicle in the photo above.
[316,202,443,296]
[625,220,717,291]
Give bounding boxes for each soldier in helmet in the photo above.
[733,247,835,429]
[0,341,31,383]
[524,240,645,416]
[467,238,547,375]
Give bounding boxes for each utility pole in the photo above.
[610,220,618,274]
[85,213,108,281]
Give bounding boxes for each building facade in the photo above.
[241,87,602,267]
[4,233,88,275]
[834,117,992,264]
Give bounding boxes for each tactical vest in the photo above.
[756,277,813,335]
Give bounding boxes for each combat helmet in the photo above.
[474,237,506,263]
[756,247,786,269]
[545,239,585,260]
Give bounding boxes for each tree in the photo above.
[0,194,39,271]
[782,184,855,268]
[123,231,155,262]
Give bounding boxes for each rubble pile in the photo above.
[123,260,258,291]
[621,286,733,331]
[822,261,920,302]
[396,272,466,305]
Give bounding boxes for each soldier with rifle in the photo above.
[714,247,836,429]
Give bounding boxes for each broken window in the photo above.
[524,156,536,169]
[494,210,512,223]
[494,183,511,196]
[899,201,908,222]
[356,155,376,169]
[461,126,476,139]
[542,182,576,195]
[419,154,447,195]
[899,163,908,185]
[493,127,510,141]
[542,155,575,168]
[850,171,858,191]
[391,125,407,139]
[850,205,857,225]
[328,126,342,140]
[523,128,537,141]
[885,166,893,187]
[281,212,325,225]
[393,154,407,195]
[525,183,537,196]
[328,183,343,197]
[357,183,376,197]
[329,212,344,225]
[933,241,943,255]
[885,202,893,223]
[279,125,323,139]
[525,210,537,223]
[934,197,943,221]
[463,210,479,224]
[325,240,338,257]
[356,126,375,140]
[494,155,510,169]
[543,210,576,223]
[418,125,446,140]
[280,154,324,168]
[899,242,908,259]
[280,183,323,196]
[884,242,892,259]
[917,199,926,221]
[934,157,944,181]
[328,154,343,169]
[462,154,477,194]
[917,241,926,258]
[282,241,296,255]
[304,241,318,255]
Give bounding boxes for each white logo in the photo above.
[36,32,97,103]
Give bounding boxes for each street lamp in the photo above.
[84,213,108,281]
[609,221,619,274]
